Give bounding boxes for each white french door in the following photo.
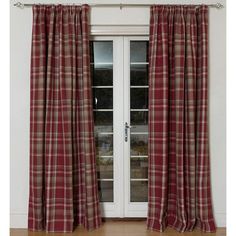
[90,36,149,217]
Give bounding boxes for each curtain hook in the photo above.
[120,3,123,10]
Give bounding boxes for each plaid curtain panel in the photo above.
[28,5,101,232]
[147,5,216,232]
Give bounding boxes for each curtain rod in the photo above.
[14,2,224,9]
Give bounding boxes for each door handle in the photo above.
[125,122,132,142]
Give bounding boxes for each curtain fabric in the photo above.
[28,5,101,232]
[147,5,216,232]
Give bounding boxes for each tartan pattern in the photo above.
[147,5,216,232]
[28,5,101,232]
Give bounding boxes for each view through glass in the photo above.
[130,41,149,202]
[90,41,113,202]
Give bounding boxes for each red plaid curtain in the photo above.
[147,5,216,232]
[28,5,101,232]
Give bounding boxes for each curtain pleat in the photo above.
[147,5,216,232]
[28,5,101,232]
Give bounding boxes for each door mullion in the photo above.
[113,36,125,217]
[123,37,131,217]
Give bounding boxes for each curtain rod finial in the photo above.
[216,3,224,9]
[14,2,24,8]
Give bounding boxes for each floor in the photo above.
[10,221,226,236]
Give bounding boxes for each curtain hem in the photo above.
[147,215,216,233]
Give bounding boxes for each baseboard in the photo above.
[10,213,28,228]
[10,212,226,228]
[215,212,226,227]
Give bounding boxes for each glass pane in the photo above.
[98,181,113,202]
[91,41,113,203]
[130,181,148,202]
[91,64,113,86]
[95,134,113,156]
[129,40,149,203]
[131,157,148,179]
[90,41,113,64]
[130,134,148,156]
[93,88,113,109]
[130,64,148,86]
[131,88,148,109]
[96,157,113,179]
[131,111,148,126]
[94,111,113,127]
[130,41,149,63]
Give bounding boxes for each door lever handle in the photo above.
[125,122,132,142]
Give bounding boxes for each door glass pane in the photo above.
[131,111,148,125]
[131,157,148,179]
[94,111,113,133]
[90,41,113,64]
[130,134,148,156]
[91,64,113,86]
[98,181,113,202]
[130,181,148,202]
[95,132,113,155]
[130,41,149,63]
[130,64,148,86]
[97,157,113,179]
[130,41,149,202]
[91,41,113,202]
[94,111,113,126]
[93,88,113,109]
[130,88,148,109]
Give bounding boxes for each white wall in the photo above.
[10,0,226,228]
